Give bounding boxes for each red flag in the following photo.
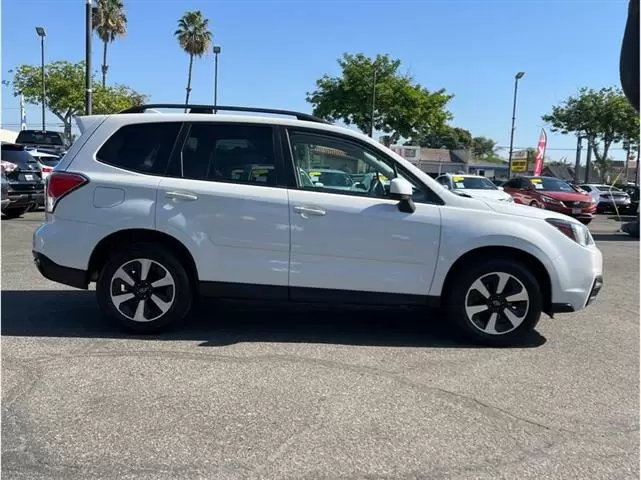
[533,129,547,176]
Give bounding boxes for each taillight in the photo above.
[46,172,88,213]
[1,161,17,173]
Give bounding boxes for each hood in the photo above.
[459,189,513,202]
[482,198,579,223]
[537,190,592,202]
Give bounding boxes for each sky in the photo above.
[0,0,633,162]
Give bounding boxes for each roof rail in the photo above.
[118,104,330,124]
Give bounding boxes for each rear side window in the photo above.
[170,123,279,186]
[96,122,182,175]
[1,148,39,168]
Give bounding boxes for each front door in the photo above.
[285,128,442,299]
[156,122,291,290]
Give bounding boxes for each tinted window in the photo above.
[96,122,182,175]
[1,147,39,169]
[579,185,592,192]
[16,130,66,146]
[174,123,278,186]
[502,178,522,188]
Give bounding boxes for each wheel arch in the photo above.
[87,229,199,288]
[439,245,553,314]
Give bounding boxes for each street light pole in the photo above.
[213,45,221,113]
[507,71,525,179]
[85,0,93,115]
[573,134,583,183]
[35,27,46,131]
[369,65,377,138]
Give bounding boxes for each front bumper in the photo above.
[544,203,596,221]
[548,275,603,313]
[33,251,88,289]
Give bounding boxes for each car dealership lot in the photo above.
[2,212,638,479]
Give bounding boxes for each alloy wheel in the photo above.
[464,272,530,335]
[109,258,176,323]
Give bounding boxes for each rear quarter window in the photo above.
[96,122,182,175]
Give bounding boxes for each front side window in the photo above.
[96,122,182,175]
[288,130,437,203]
[173,123,279,186]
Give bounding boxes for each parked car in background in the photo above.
[436,174,514,203]
[0,143,45,217]
[503,176,596,224]
[1,171,9,210]
[15,130,70,156]
[32,103,604,346]
[577,184,632,213]
[26,149,61,180]
[306,168,363,192]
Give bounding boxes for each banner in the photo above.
[533,129,547,176]
[20,94,27,131]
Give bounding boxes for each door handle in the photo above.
[293,206,326,217]
[165,191,198,201]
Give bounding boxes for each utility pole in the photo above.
[213,45,221,113]
[85,0,93,115]
[507,72,525,179]
[369,64,377,138]
[35,27,47,131]
[573,134,583,183]
[623,139,632,184]
[584,136,593,184]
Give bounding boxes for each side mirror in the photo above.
[314,181,324,188]
[354,182,367,190]
[389,178,416,213]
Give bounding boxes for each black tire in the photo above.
[1,206,30,219]
[96,243,193,333]
[579,218,592,225]
[444,258,543,347]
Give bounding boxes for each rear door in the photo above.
[156,122,291,291]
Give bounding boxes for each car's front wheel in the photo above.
[96,243,193,333]
[445,258,543,346]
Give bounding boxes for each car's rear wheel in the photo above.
[96,243,193,333]
[1,206,30,219]
[444,258,543,346]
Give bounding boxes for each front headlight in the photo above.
[546,218,593,246]
[541,195,563,206]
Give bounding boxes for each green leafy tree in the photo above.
[471,136,497,159]
[92,0,128,87]
[306,53,453,143]
[175,10,212,109]
[9,60,146,140]
[410,125,473,149]
[542,87,640,181]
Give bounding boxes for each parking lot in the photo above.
[1,211,639,479]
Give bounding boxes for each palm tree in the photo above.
[175,10,212,110]
[92,0,128,87]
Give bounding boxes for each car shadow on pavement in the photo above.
[0,290,547,349]
[592,232,638,242]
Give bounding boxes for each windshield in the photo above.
[16,131,65,146]
[594,185,623,192]
[450,176,498,190]
[529,177,575,192]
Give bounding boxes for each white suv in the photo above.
[33,104,604,346]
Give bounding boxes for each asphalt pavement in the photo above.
[1,212,639,480]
